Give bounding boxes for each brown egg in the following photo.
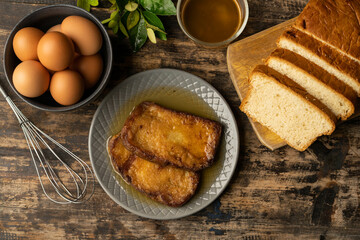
[61,16,102,55]
[70,53,103,89]
[12,60,50,98]
[37,32,74,71]
[50,70,84,106]
[13,27,44,61]
[47,24,62,33]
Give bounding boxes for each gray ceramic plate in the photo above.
[88,68,239,219]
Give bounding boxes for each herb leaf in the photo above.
[125,2,139,12]
[127,10,140,30]
[138,0,176,16]
[147,28,157,43]
[142,11,165,30]
[142,11,167,40]
[129,15,148,52]
[77,0,98,12]
[101,18,112,24]
[119,20,129,38]
[118,11,130,38]
[109,20,119,33]
[102,10,120,35]
[146,24,166,34]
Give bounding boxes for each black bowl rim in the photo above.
[3,4,113,112]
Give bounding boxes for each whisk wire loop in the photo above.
[1,87,94,204]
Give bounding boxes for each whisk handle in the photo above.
[0,84,9,99]
[0,83,24,125]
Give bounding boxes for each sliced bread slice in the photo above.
[266,48,356,120]
[240,65,336,151]
[294,0,360,63]
[277,28,360,96]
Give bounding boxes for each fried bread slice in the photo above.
[121,102,222,171]
[108,132,200,207]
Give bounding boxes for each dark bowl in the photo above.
[3,4,113,111]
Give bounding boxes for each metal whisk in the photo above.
[0,84,94,204]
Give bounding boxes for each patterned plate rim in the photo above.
[88,68,239,219]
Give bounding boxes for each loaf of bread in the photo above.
[266,48,356,120]
[240,65,336,151]
[239,0,359,151]
[278,28,360,96]
[294,0,360,62]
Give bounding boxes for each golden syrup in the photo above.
[182,0,242,43]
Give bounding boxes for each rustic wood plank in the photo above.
[1,0,360,239]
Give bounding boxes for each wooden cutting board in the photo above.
[227,18,296,150]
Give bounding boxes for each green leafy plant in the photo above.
[77,0,176,52]
[77,0,99,12]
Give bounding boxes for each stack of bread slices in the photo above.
[240,0,360,151]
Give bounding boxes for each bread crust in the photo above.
[121,102,222,171]
[108,132,200,207]
[267,48,356,120]
[294,0,360,61]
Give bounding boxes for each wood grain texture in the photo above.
[1,0,360,239]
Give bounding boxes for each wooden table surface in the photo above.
[1,0,360,239]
